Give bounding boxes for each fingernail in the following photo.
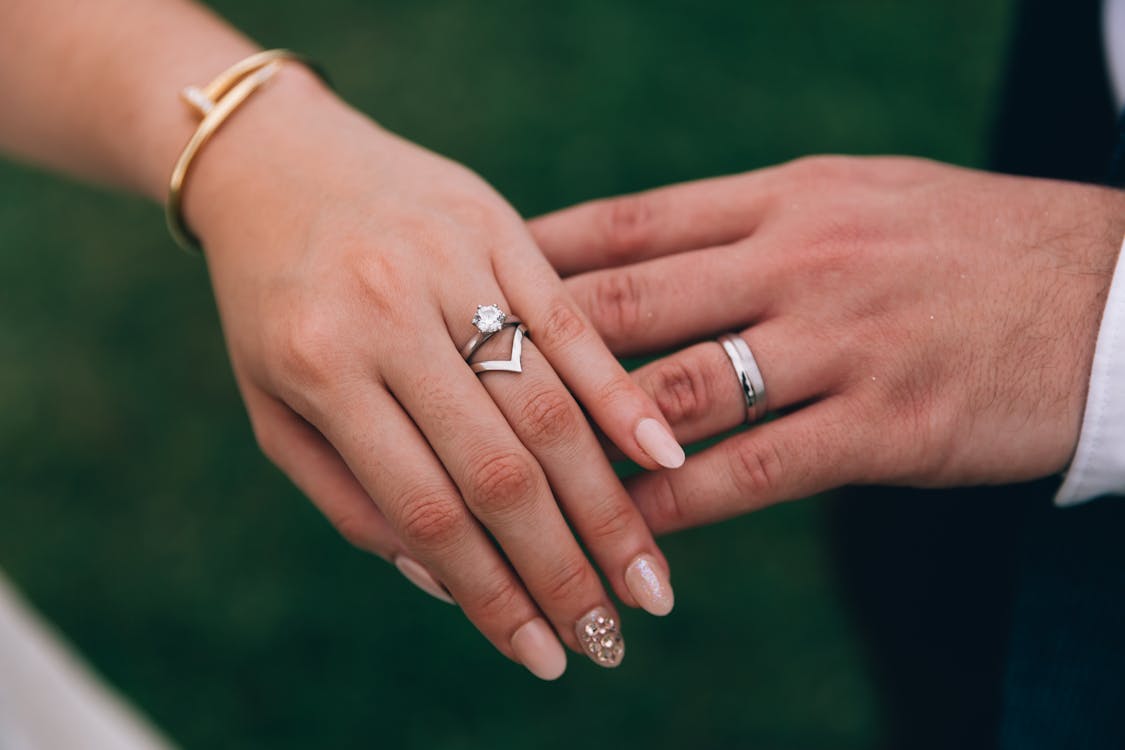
[634,418,686,469]
[394,555,455,605]
[510,618,567,681]
[625,554,675,616]
[575,607,625,668]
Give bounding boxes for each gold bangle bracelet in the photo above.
[165,49,325,254]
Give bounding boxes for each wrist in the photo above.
[175,62,391,256]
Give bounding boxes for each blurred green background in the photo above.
[0,1,1011,747]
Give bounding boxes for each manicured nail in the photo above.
[625,554,675,616]
[635,418,686,469]
[575,607,625,668]
[510,618,567,681]
[394,556,455,605]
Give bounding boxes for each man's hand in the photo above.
[531,156,1125,533]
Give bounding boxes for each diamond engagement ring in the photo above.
[718,333,767,423]
[460,305,529,374]
[460,305,515,359]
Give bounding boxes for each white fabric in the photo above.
[1057,237,1125,505]
[0,571,175,750]
[1106,0,1125,109]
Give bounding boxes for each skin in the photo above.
[0,0,683,675]
[530,155,1125,533]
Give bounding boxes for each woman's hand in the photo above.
[530,156,1125,533]
[183,67,681,677]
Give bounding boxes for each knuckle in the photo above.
[596,373,641,413]
[397,488,465,551]
[826,401,882,487]
[880,372,949,482]
[268,307,343,391]
[730,438,785,500]
[473,575,525,622]
[381,213,445,256]
[587,271,647,346]
[445,196,510,238]
[888,376,935,440]
[881,155,937,180]
[636,471,690,533]
[786,154,860,182]
[599,194,656,256]
[517,387,584,447]
[540,555,595,603]
[465,452,540,518]
[350,251,405,323]
[813,217,882,260]
[793,218,885,288]
[582,495,636,544]
[537,299,589,352]
[643,358,712,425]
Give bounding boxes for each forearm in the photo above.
[0,0,261,200]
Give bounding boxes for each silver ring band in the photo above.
[459,317,524,360]
[469,323,530,374]
[718,333,767,423]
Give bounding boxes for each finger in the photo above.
[245,390,459,605]
[626,398,862,535]
[528,172,772,276]
[386,316,629,668]
[305,383,571,680]
[496,243,686,472]
[472,328,675,616]
[631,319,842,446]
[564,239,775,356]
[243,390,399,555]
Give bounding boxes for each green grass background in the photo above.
[0,1,1010,747]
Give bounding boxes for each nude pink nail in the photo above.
[625,554,675,616]
[635,418,686,469]
[510,619,567,680]
[394,556,455,605]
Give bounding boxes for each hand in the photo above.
[183,67,682,677]
[530,156,1125,533]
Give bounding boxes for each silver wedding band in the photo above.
[469,322,530,374]
[718,333,767,424]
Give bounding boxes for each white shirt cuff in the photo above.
[1056,234,1125,506]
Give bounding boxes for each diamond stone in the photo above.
[472,304,506,334]
[575,607,625,667]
